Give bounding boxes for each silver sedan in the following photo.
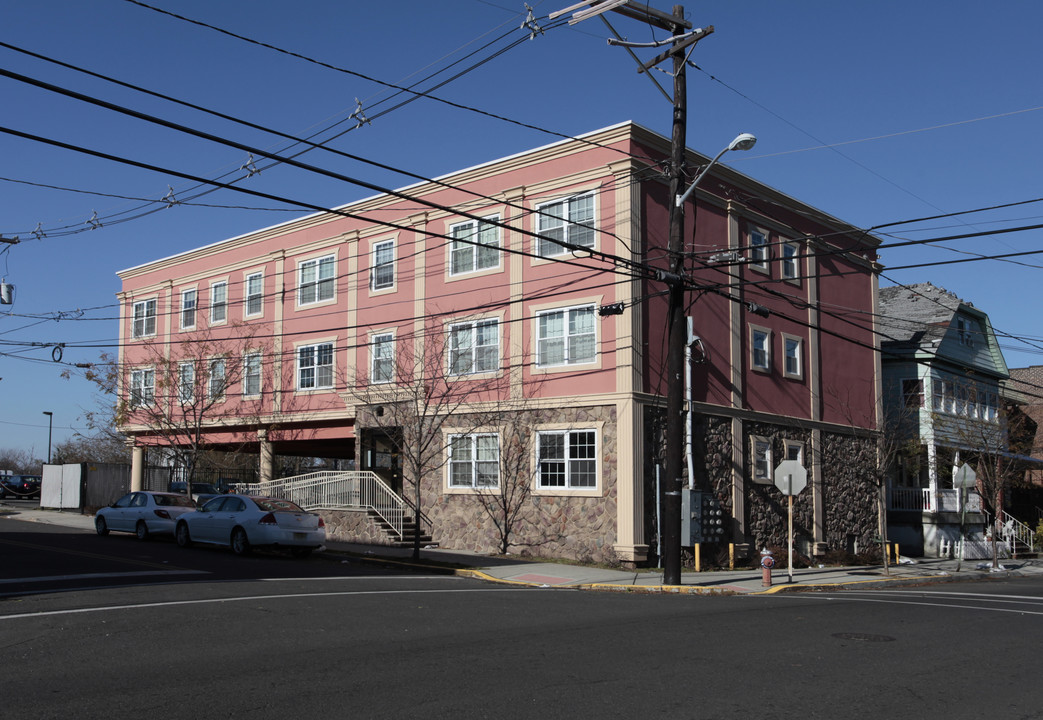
[95,491,198,540]
[174,494,326,557]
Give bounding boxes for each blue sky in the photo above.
[3,0,1042,455]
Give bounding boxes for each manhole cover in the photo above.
[832,633,895,642]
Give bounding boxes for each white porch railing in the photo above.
[889,487,982,513]
[239,471,405,539]
[986,509,1036,556]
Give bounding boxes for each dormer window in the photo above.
[956,316,974,347]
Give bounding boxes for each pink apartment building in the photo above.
[117,122,882,566]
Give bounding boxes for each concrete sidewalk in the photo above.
[6,505,1041,595]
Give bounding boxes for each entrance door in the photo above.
[360,428,402,495]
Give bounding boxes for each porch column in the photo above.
[130,444,144,492]
[258,429,273,484]
[926,442,939,511]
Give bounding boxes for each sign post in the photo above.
[952,462,977,571]
[774,460,808,583]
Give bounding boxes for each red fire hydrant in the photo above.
[760,549,774,587]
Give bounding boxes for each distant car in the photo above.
[167,481,222,505]
[95,491,198,540]
[175,494,325,557]
[0,475,41,499]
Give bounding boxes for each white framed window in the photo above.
[243,352,262,397]
[782,334,802,379]
[751,436,771,483]
[132,299,157,338]
[448,433,500,489]
[749,230,769,272]
[537,429,597,489]
[371,240,395,291]
[449,319,499,375]
[208,359,226,400]
[751,326,771,372]
[537,305,596,367]
[245,272,264,317]
[129,368,155,408]
[781,242,800,281]
[536,192,595,257]
[177,362,195,403]
[297,343,334,390]
[902,379,924,408]
[450,217,500,275]
[210,281,228,324]
[370,333,394,384]
[298,254,336,306]
[784,440,803,464]
[180,288,197,330]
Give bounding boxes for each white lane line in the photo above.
[0,587,532,621]
[790,594,1043,615]
[0,570,209,584]
[864,589,1043,602]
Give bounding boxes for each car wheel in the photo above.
[135,521,150,541]
[231,527,251,556]
[290,547,312,558]
[175,522,192,548]
[95,516,109,536]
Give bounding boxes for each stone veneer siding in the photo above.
[373,405,620,565]
[644,410,877,561]
[819,431,879,552]
[323,508,396,546]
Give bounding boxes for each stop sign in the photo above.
[774,460,807,496]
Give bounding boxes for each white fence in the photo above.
[241,471,405,538]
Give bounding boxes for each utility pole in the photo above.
[661,4,689,586]
[552,1,710,585]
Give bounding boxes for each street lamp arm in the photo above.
[674,132,757,208]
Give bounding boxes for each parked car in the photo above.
[175,494,325,557]
[95,491,198,540]
[0,475,41,499]
[167,481,222,505]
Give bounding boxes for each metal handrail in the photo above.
[995,509,1036,556]
[239,470,406,539]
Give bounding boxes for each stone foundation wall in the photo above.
[322,508,395,546]
[349,405,622,565]
[643,410,877,560]
[820,431,879,552]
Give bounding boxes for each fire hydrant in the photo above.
[760,548,775,587]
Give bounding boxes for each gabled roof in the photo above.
[878,282,1007,379]
[879,282,965,347]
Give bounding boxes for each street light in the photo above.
[42,411,52,464]
[675,132,757,207]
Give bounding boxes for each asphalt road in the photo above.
[3,518,1042,719]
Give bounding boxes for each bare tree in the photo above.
[0,447,42,474]
[118,323,269,493]
[471,405,548,555]
[944,397,1035,568]
[346,320,507,560]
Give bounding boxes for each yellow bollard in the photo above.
[694,543,701,572]
[729,543,735,570]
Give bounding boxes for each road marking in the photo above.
[789,594,1043,615]
[0,586,532,621]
